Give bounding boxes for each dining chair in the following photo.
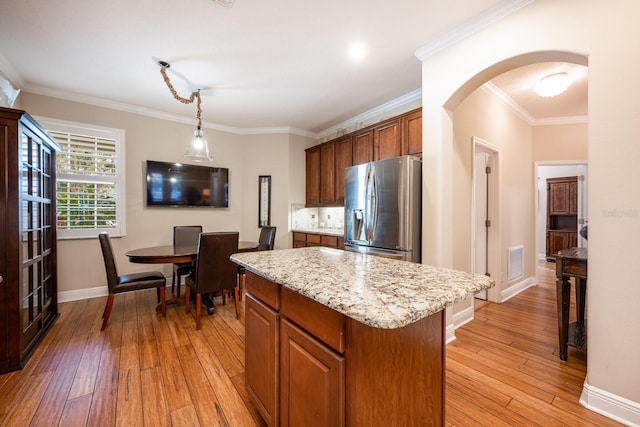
[98,232,166,331]
[172,225,203,296]
[238,226,277,301]
[185,232,240,330]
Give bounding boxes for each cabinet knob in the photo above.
[0,275,3,284]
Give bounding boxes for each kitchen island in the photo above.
[231,247,494,426]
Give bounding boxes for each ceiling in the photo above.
[0,0,587,137]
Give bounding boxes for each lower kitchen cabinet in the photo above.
[292,232,344,249]
[280,319,345,427]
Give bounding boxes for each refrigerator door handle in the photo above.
[365,166,376,241]
[370,169,378,241]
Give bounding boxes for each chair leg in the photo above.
[101,293,115,331]
[159,286,166,317]
[175,272,181,297]
[195,293,202,330]
[185,286,191,314]
[233,286,240,320]
[156,287,161,303]
[171,271,176,295]
[239,271,245,301]
[221,290,226,305]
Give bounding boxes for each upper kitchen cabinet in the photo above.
[402,108,422,158]
[334,136,352,204]
[306,108,421,207]
[305,146,320,206]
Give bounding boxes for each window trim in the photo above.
[35,116,126,239]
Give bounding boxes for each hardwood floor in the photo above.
[0,272,621,426]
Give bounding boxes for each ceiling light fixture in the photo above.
[158,60,212,162]
[533,72,573,98]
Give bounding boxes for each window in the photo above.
[37,117,126,239]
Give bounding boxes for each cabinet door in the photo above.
[319,142,335,205]
[569,180,578,215]
[402,109,422,157]
[305,146,320,206]
[246,294,279,426]
[547,231,570,257]
[374,120,401,161]
[334,136,352,204]
[548,182,570,214]
[352,130,373,166]
[280,319,345,427]
[292,232,307,248]
[0,121,7,366]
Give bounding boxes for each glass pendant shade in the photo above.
[534,72,572,98]
[184,127,212,162]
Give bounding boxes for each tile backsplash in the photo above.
[291,204,344,230]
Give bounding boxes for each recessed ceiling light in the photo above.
[348,42,367,61]
[534,72,573,98]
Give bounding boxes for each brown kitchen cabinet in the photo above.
[0,107,59,373]
[305,146,320,206]
[305,108,421,207]
[546,176,579,260]
[292,232,344,249]
[244,271,444,426]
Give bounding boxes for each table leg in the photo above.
[576,278,587,323]
[556,275,571,361]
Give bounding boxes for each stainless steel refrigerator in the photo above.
[344,156,421,262]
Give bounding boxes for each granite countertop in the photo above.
[291,227,344,237]
[231,247,494,329]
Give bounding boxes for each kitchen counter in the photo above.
[290,227,344,237]
[231,246,494,329]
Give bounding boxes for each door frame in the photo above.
[471,136,501,303]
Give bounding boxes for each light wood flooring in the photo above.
[0,268,622,426]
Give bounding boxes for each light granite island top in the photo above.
[231,246,494,329]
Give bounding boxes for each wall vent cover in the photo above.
[508,245,524,282]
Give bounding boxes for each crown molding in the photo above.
[415,0,535,61]
[316,89,422,141]
[482,82,587,126]
[0,51,25,88]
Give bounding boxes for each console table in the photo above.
[555,247,588,361]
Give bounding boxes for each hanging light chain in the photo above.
[159,65,203,128]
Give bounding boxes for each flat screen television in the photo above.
[146,160,229,207]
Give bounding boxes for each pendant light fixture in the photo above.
[158,60,213,162]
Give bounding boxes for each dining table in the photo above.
[126,240,259,313]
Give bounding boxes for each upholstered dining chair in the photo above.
[185,232,240,330]
[172,225,202,296]
[98,232,166,331]
[238,226,277,301]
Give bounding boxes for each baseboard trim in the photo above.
[446,322,457,344]
[58,286,108,303]
[580,381,640,426]
[500,276,535,302]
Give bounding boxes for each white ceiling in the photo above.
[0,0,587,136]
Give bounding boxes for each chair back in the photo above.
[174,225,203,248]
[98,232,120,292]
[258,226,277,251]
[192,232,239,294]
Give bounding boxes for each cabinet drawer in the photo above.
[293,232,306,243]
[306,233,321,244]
[281,287,345,353]
[321,235,338,247]
[246,272,280,310]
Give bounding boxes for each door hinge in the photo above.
[485,166,491,174]
[579,175,585,182]
[485,219,491,227]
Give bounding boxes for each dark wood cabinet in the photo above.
[291,232,344,249]
[305,108,421,207]
[319,141,336,205]
[305,146,320,206]
[402,108,422,157]
[546,176,578,260]
[334,136,352,204]
[245,292,280,426]
[374,119,401,160]
[0,107,59,373]
[280,318,345,426]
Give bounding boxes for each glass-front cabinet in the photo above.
[1,107,59,373]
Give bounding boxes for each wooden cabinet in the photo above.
[546,176,578,260]
[401,108,422,158]
[305,108,421,207]
[292,232,344,249]
[244,271,445,426]
[305,146,320,206]
[0,107,59,373]
[374,119,401,160]
[334,136,352,204]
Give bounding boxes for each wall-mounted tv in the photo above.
[146,160,229,207]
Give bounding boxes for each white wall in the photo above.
[419,0,640,417]
[16,91,309,296]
